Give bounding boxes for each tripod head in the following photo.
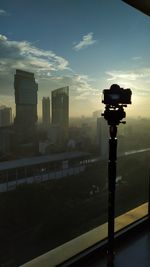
[102,84,132,126]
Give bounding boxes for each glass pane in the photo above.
[0,0,149,266]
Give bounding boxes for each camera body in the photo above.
[102,84,132,105]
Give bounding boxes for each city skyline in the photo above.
[0,0,150,117]
[42,96,50,128]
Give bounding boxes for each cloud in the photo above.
[132,56,142,61]
[106,71,143,81]
[106,68,150,96]
[0,9,9,16]
[0,34,70,77]
[73,32,96,51]
[39,74,99,99]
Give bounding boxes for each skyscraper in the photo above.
[42,97,50,129]
[14,69,38,143]
[0,106,12,127]
[96,117,108,159]
[93,110,101,119]
[51,87,69,143]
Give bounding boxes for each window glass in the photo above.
[0,0,149,265]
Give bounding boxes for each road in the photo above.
[89,148,150,163]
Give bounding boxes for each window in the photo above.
[0,1,149,266]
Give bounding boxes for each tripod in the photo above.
[102,105,126,267]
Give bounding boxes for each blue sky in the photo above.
[0,0,150,117]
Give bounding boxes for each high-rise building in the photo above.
[42,97,50,129]
[96,117,108,159]
[93,110,101,119]
[51,87,69,143]
[0,106,12,127]
[0,126,14,156]
[14,69,38,144]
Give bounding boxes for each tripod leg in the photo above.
[107,126,117,267]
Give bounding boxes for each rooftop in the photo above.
[15,69,35,77]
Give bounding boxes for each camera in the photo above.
[102,84,132,105]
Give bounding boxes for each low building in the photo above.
[0,126,14,156]
[0,106,12,127]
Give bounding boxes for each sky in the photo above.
[0,0,150,118]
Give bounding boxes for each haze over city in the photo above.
[0,0,150,117]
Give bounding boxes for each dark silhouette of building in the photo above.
[51,87,69,144]
[0,106,12,127]
[0,126,15,159]
[14,70,38,155]
[123,0,150,16]
[42,97,50,129]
